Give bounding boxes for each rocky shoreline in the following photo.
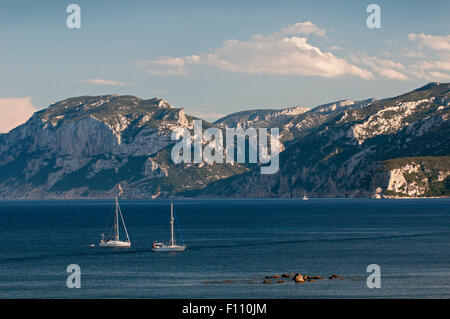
[204,273,350,285]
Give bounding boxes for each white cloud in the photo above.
[142,25,450,82]
[353,52,450,82]
[408,55,450,81]
[408,33,450,51]
[146,69,187,76]
[204,35,372,78]
[404,33,450,81]
[412,58,450,72]
[142,22,373,79]
[0,97,37,133]
[352,32,450,82]
[278,21,326,37]
[329,46,344,51]
[355,55,409,81]
[402,49,427,58]
[77,78,126,86]
[140,56,200,76]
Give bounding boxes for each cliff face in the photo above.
[0,83,449,199]
[375,157,450,197]
[0,95,246,199]
[192,83,450,198]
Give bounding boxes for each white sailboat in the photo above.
[303,192,309,200]
[99,187,131,248]
[152,201,186,252]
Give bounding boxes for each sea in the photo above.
[0,198,449,298]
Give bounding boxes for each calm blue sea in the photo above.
[0,198,449,298]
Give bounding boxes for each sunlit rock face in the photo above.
[0,95,203,199]
[198,83,450,198]
[0,82,449,199]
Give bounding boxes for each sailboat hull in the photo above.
[152,245,186,252]
[99,241,131,248]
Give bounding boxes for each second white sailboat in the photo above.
[152,201,186,252]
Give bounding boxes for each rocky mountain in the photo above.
[0,82,448,199]
[0,95,247,199]
[188,82,450,198]
[215,99,375,147]
[214,106,310,132]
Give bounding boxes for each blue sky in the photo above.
[0,0,449,130]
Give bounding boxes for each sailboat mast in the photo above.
[115,195,119,241]
[170,201,175,246]
[118,204,130,242]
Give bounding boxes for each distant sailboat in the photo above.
[303,192,309,200]
[99,186,131,248]
[152,201,186,252]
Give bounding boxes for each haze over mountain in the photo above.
[0,83,449,199]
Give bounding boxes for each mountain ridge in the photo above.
[0,82,448,199]
[185,82,450,198]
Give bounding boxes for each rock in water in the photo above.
[293,274,305,283]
